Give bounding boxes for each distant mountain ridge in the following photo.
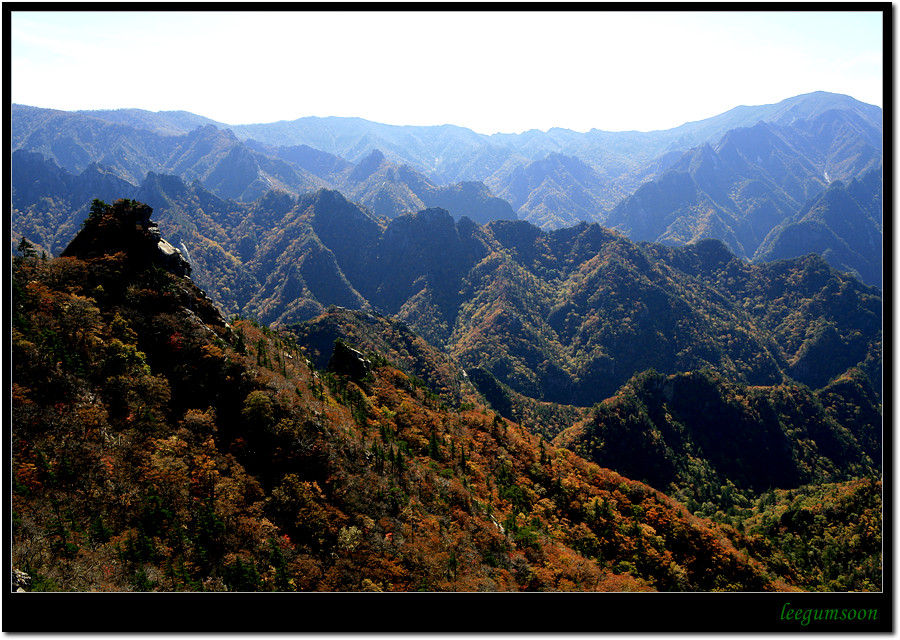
[11,105,514,224]
[601,107,882,284]
[12,92,883,250]
[12,152,882,411]
[754,167,883,288]
[62,91,880,178]
[15,91,881,191]
[13,92,882,282]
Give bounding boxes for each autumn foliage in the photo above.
[11,200,880,593]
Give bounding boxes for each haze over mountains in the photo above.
[12,91,882,288]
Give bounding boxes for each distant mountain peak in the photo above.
[364,148,385,163]
[349,148,387,182]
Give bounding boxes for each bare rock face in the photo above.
[150,224,192,278]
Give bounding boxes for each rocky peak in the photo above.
[61,198,191,278]
[349,149,387,182]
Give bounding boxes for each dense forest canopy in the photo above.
[11,198,882,599]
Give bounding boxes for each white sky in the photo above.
[10,9,885,135]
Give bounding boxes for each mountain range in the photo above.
[12,91,883,288]
[9,91,884,598]
[11,160,883,400]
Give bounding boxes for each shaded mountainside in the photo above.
[14,92,882,230]
[754,167,883,289]
[335,148,516,224]
[253,146,517,224]
[268,203,881,410]
[604,107,882,266]
[485,152,620,229]
[15,199,835,594]
[11,149,141,257]
[450,225,881,408]
[12,106,514,226]
[557,368,880,515]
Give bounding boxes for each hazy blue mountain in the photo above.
[228,117,494,180]
[603,105,882,262]
[225,91,883,184]
[13,105,516,225]
[12,91,882,279]
[14,91,881,230]
[754,167,883,288]
[11,106,326,200]
[11,148,139,255]
[74,107,226,134]
[201,138,326,201]
[647,91,882,155]
[486,152,620,229]
[217,92,881,231]
[12,104,175,185]
[56,90,876,186]
[245,140,354,179]
[333,149,517,223]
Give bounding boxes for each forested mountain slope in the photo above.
[12,156,882,412]
[10,89,884,599]
[558,368,879,515]
[754,167,883,288]
[16,198,833,593]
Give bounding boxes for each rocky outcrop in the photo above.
[150,225,192,278]
[12,568,32,592]
[61,198,191,278]
[327,340,372,381]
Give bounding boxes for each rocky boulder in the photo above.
[327,340,372,381]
